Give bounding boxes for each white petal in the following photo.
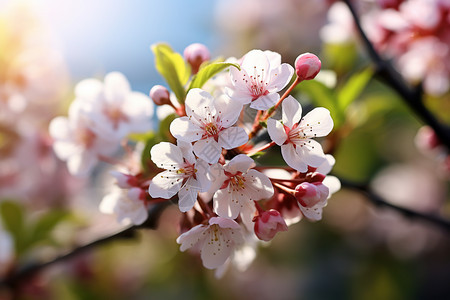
[185,88,216,121]
[170,117,203,143]
[209,217,241,229]
[177,224,207,252]
[194,159,212,191]
[214,94,243,128]
[193,138,222,164]
[49,116,71,140]
[294,139,326,167]
[224,154,255,174]
[218,127,248,150]
[241,50,270,80]
[226,86,252,105]
[268,63,294,92]
[148,170,183,198]
[264,50,281,67]
[281,144,308,172]
[178,177,202,212]
[282,96,303,127]
[150,142,184,170]
[239,200,256,231]
[201,227,234,269]
[301,107,333,137]
[249,93,279,110]
[67,151,97,176]
[177,140,196,164]
[213,188,236,219]
[104,72,131,104]
[244,169,274,200]
[323,175,341,197]
[316,154,336,175]
[229,68,251,93]
[267,119,287,146]
[53,141,82,161]
[74,78,103,100]
[299,203,324,221]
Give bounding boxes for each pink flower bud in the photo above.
[294,53,321,81]
[149,85,171,106]
[294,182,329,208]
[183,43,210,74]
[254,209,288,241]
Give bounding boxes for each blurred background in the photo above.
[0,0,449,299]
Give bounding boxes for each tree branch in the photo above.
[0,201,171,290]
[339,178,450,232]
[342,0,450,149]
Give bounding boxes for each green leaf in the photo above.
[188,62,240,91]
[151,43,190,103]
[140,132,162,172]
[158,113,177,142]
[128,131,156,143]
[296,80,344,128]
[0,201,25,254]
[248,151,265,159]
[337,67,373,110]
[28,210,69,246]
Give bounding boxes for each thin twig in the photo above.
[339,178,450,232]
[0,201,170,290]
[342,0,450,149]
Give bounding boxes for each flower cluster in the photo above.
[49,43,340,276]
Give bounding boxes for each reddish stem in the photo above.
[245,141,276,156]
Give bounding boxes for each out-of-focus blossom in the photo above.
[183,43,211,74]
[99,187,148,226]
[320,2,355,44]
[0,226,14,278]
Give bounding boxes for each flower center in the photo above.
[76,127,96,149]
[103,106,129,130]
[177,162,197,178]
[248,66,269,100]
[203,122,221,141]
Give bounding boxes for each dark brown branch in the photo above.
[342,0,450,149]
[339,178,450,232]
[0,201,171,290]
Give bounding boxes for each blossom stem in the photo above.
[272,182,295,196]
[245,141,276,156]
[270,177,306,184]
[197,197,214,217]
[254,200,265,215]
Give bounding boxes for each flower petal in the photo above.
[150,142,184,170]
[170,117,203,143]
[104,72,131,104]
[281,144,308,172]
[267,119,287,146]
[177,224,207,252]
[185,88,216,122]
[323,175,341,197]
[294,139,326,167]
[316,154,335,175]
[214,94,243,128]
[282,96,303,127]
[241,50,270,80]
[268,63,294,93]
[201,227,234,269]
[178,177,202,212]
[301,107,333,137]
[224,154,255,174]
[218,127,248,150]
[249,93,279,110]
[193,138,222,164]
[67,151,97,176]
[244,169,274,200]
[148,170,183,198]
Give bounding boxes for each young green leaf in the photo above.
[338,67,373,110]
[188,62,240,91]
[151,43,190,103]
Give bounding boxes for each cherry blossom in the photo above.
[267,95,333,172]
[170,89,248,164]
[253,209,288,241]
[75,72,154,140]
[99,187,148,226]
[227,49,294,110]
[212,154,274,220]
[49,100,119,176]
[176,217,244,270]
[148,141,211,212]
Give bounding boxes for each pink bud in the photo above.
[149,85,171,106]
[254,209,288,242]
[294,182,329,208]
[415,126,440,152]
[294,53,321,81]
[183,43,210,74]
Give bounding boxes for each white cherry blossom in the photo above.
[212,154,274,220]
[99,187,148,226]
[227,49,294,110]
[49,100,119,176]
[75,72,154,139]
[176,217,244,270]
[267,96,333,172]
[148,141,210,212]
[170,89,248,164]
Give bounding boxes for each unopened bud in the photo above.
[307,172,326,183]
[254,209,288,242]
[295,53,321,81]
[150,85,171,106]
[184,43,210,74]
[294,182,328,208]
